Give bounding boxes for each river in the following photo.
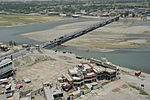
[0,18,104,44]
[0,18,150,74]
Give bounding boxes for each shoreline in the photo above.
[0,15,71,28]
[0,15,149,28]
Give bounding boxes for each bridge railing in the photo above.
[42,16,120,49]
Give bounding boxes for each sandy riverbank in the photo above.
[22,19,150,51]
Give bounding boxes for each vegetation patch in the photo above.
[54,97,63,100]
[129,85,149,95]
[0,15,65,27]
[0,22,12,26]
[31,56,56,66]
[14,55,56,67]
[84,84,89,90]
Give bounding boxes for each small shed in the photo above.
[22,44,30,48]
[24,78,31,83]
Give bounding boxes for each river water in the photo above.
[0,18,150,74]
[0,18,103,44]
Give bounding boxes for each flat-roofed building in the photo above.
[58,74,73,92]
[51,83,63,99]
[84,72,97,83]
[80,63,97,83]
[81,63,93,74]
[43,82,54,100]
[0,59,13,79]
[93,65,116,80]
[72,76,84,87]
[68,67,80,77]
[43,82,63,100]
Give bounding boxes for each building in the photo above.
[43,82,63,100]
[68,67,84,87]
[0,43,9,51]
[93,65,116,80]
[89,58,119,81]
[0,59,13,79]
[58,74,73,92]
[72,76,84,87]
[81,63,97,83]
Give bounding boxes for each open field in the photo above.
[22,20,150,50]
[0,15,68,27]
[14,49,88,92]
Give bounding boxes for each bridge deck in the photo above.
[42,16,119,49]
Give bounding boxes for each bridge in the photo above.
[41,16,120,49]
[0,16,120,61]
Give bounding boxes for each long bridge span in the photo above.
[0,16,119,61]
[41,16,120,49]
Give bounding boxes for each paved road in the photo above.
[0,48,28,61]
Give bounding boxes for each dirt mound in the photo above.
[112,88,120,92]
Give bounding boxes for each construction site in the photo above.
[0,48,150,100]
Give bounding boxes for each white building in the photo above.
[0,59,13,78]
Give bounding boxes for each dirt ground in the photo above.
[14,49,88,92]
[76,79,150,100]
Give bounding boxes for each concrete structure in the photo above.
[43,82,63,100]
[93,65,116,80]
[0,59,13,79]
[68,68,84,87]
[42,16,120,49]
[58,74,73,92]
[81,63,97,83]
[43,82,54,100]
[72,76,84,87]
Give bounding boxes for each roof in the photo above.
[44,86,53,100]
[24,78,31,83]
[86,72,96,76]
[72,77,81,80]
[65,74,72,81]
[82,63,93,72]
[68,67,78,75]
[0,59,12,68]
[43,81,50,85]
[105,68,116,73]
[20,96,31,100]
[50,83,63,95]
[0,43,6,45]
[93,65,106,73]
[78,64,82,67]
